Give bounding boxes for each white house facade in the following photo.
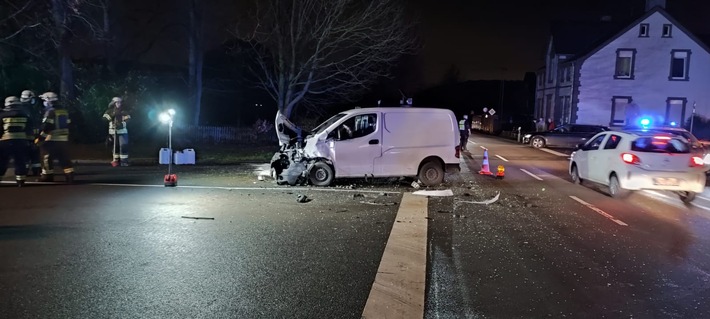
[535,0,710,129]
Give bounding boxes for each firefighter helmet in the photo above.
[20,90,35,102]
[40,92,58,102]
[112,97,122,103]
[4,96,21,107]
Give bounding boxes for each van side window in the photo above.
[335,113,377,140]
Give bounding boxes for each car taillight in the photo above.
[690,156,704,167]
[621,153,641,165]
[455,145,460,158]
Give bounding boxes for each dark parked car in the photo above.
[523,124,609,149]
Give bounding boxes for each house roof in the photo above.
[550,19,626,57]
[549,7,710,63]
[575,7,710,62]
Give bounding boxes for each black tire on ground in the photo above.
[679,191,697,203]
[608,174,630,198]
[571,164,582,185]
[418,160,444,186]
[309,162,334,186]
[531,137,545,148]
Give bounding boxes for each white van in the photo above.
[271,107,461,186]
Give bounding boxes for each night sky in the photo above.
[116,0,710,90]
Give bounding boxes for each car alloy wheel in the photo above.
[571,165,582,185]
[531,137,545,148]
[608,175,630,198]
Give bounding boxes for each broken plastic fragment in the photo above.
[412,189,454,197]
[458,191,500,205]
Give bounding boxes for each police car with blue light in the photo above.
[569,118,707,203]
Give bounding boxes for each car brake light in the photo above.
[621,153,641,165]
[690,156,704,167]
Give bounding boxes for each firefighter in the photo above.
[36,92,74,183]
[0,96,32,187]
[19,89,42,176]
[103,97,131,166]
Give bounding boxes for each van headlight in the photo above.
[523,134,532,139]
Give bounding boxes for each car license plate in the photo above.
[654,177,679,186]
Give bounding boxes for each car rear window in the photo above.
[631,136,690,153]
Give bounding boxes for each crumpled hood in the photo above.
[274,111,303,148]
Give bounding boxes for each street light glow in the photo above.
[159,112,171,123]
[168,108,176,116]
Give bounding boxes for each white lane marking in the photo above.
[540,148,568,157]
[569,196,628,226]
[495,155,509,162]
[519,169,543,181]
[479,145,487,150]
[467,139,476,145]
[2,181,402,194]
[362,193,427,318]
[642,190,710,212]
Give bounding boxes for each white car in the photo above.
[569,129,706,203]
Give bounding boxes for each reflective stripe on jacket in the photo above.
[1,108,32,141]
[41,107,71,142]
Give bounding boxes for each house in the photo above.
[535,0,710,130]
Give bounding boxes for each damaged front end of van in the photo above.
[270,111,336,186]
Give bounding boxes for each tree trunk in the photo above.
[51,0,74,101]
[102,0,115,74]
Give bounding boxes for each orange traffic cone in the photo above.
[496,165,505,179]
[479,149,492,175]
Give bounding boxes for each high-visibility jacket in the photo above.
[40,106,71,142]
[103,106,130,135]
[0,106,32,141]
[458,119,466,131]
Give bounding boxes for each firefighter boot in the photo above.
[111,160,120,167]
[120,160,130,167]
[65,172,74,184]
[38,174,54,182]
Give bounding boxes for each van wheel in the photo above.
[679,191,697,203]
[309,162,334,186]
[531,137,545,148]
[571,164,582,185]
[418,161,444,186]
[608,174,630,199]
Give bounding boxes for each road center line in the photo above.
[519,168,543,181]
[540,148,569,157]
[362,193,427,319]
[569,196,628,226]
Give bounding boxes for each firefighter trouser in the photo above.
[113,133,129,162]
[0,140,30,181]
[40,141,74,175]
[27,142,41,172]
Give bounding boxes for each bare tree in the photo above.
[235,0,417,118]
[1,0,106,100]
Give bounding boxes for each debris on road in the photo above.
[296,194,311,203]
[412,189,454,197]
[181,216,215,220]
[458,191,500,205]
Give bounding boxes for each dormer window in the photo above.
[662,24,672,37]
[639,24,649,37]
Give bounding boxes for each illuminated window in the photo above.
[639,24,649,37]
[614,49,636,79]
[662,24,672,37]
[669,50,690,80]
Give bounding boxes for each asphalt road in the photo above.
[1,134,710,318]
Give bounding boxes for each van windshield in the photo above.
[311,113,347,135]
